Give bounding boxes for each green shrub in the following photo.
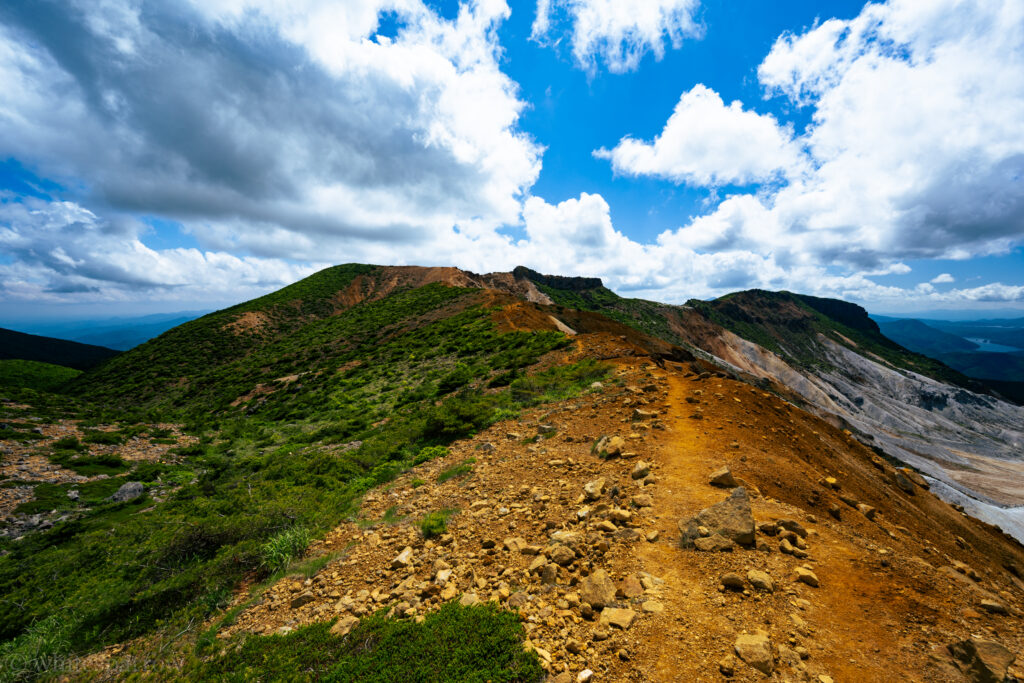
[409,478,426,488]
[412,445,448,465]
[259,527,311,575]
[81,429,123,445]
[52,436,85,451]
[418,509,456,538]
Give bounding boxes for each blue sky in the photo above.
[1,0,1023,321]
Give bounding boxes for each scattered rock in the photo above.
[598,607,636,630]
[720,572,745,591]
[747,569,774,592]
[330,615,359,637]
[584,478,606,501]
[631,461,651,480]
[290,591,315,609]
[641,600,664,614]
[979,600,1009,615]
[795,567,819,587]
[459,593,480,607]
[392,546,413,570]
[632,494,654,508]
[719,654,736,677]
[734,630,773,675]
[893,470,916,495]
[580,569,616,610]
[709,466,738,488]
[857,503,877,520]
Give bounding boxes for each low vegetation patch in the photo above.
[418,509,457,538]
[186,602,543,682]
[437,458,476,483]
[259,527,312,575]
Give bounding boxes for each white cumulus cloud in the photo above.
[595,84,804,187]
[531,0,702,73]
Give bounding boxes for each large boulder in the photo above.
[109,481,144,503]
[950,639,1016,682]
[679,487,755,549]
[734,630,773,675]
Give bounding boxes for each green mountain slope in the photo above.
[1,264,616,669]
[0,327,118,371]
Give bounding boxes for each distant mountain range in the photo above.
[5,310,210,351]
[872,314,1024,395]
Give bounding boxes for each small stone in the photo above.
[632,494,654,508]
[679,488,755,549]
[694,535,734,552]
[645,530,660,542]
[747,569,774,592]
[392,546,413,570]
[550,545,576,566]
[330,615,359,637]
[508,592,530,609]
[979,600,1008,615]
[459,593,480,607]
[599,607,636,630]
[720,572,745,591]
[621,574,644,598]
[631,461,651,480]
[641,600,664,614]
[719,654,736,677]
[290,591,315,609]
[580,569,616,610]
[577,670,594,682]
[857,503,877,520]
[709,466,738,488]
[566,638,584,654]
[584,478,606,501]
[795,567,819,587]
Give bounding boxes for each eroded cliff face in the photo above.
[695,325,1024,540]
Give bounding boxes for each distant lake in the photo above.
[966,338,1023,353]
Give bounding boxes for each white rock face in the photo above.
[706,330,1024,541]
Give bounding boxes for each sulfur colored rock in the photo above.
[857,503,877,520]
[459,593,480,607]
[679,487,755,549]
[641,600,664,614]
[632,494,654,508]
[694,535,735,552]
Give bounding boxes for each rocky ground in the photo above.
[0,407,196,536]
[194,340,1024,682]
